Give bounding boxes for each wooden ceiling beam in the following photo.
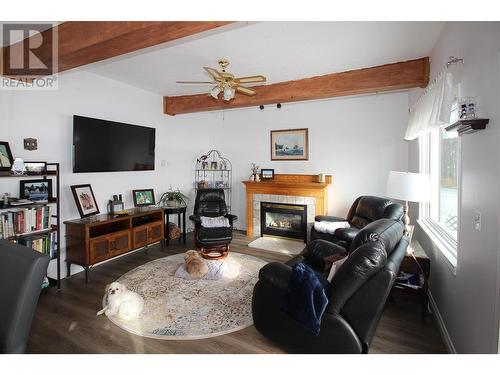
[1,21,234,76]
[163,57,430,116]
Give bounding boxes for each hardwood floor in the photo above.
[27,231,446,354]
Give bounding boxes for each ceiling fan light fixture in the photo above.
[210,85,221,99]
[223,85,235,101]
[180,59,266,101]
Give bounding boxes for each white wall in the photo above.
[0,70,214,277]
[207,92,409,230]
[408,22,500,353]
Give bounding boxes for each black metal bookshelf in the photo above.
[0,162,61,290]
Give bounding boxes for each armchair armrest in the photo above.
[315,215,346,223]
[225,214,238,226]
[334,227,359,242]
[258,262,292,292]
[302,240,348,271]
[189,214,201,224]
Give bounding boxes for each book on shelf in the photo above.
[17,232,57,257]
[0,205,52,239]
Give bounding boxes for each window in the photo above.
[438,128,459,238]
[418,104,459,268]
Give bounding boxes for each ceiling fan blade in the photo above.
[235,75,267,84]
[176,81,214,84]
[236,86,256,96]
[203,67,222,81]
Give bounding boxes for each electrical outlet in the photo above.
[474,211,482,232]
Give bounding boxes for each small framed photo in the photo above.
[0,141,14,171]
[215,180,225,188]
[210,161,218,170]
[201,161,209,170]
[20,179,52,202]
[261,168,275,180]
[24,161,47,175]
[458,97,478,120]
[133,189,155,207]
[71,184,99,218]
[271,128,309,161]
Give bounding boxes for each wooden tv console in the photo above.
[64,207,165,282]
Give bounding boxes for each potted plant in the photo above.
[158,188,188,208]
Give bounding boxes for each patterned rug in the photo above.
[107,252,267,340]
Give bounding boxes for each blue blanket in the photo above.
[282,262,329,336]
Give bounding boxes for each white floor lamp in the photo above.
[386,171,431,235]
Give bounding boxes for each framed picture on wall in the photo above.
[270,128,309,161]
[71,184,100,218]
[133,189,155,207]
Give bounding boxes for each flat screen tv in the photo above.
[73,115,155,173]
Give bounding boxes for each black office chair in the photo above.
[0,240,49,353]
[189,189,237,259]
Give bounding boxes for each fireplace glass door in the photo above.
[260,202,307,241]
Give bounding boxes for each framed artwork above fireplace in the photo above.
[270,128,309,161]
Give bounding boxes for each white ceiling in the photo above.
[84,21,445,96]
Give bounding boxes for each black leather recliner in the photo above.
[310,195,404,249]
[0,240,49,353]
[252,218,408,353]
[189,189,237,258]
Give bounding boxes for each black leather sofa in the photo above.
[252,218,408,353]
[0,240,49,353]
[189,188,237,258]
[310,195,404,249]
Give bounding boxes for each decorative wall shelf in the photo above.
[445,118,489,135]
[194,150,232,212]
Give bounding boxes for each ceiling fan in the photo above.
[176,58,267,101]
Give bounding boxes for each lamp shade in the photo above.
[386,171,431,203]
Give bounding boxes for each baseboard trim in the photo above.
[428,291,457,353]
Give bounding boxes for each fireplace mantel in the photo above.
[242,174,332,237]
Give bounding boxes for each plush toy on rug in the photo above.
[175,250,232,280]
[97,281,144,320]
[184,250,209,279]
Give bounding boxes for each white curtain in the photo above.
[404,66,459,141]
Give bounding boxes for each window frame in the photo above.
[417,130,460,271]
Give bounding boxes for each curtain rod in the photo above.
[408,56,463,112]
[446,56,464,67]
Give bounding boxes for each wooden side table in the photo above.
[163,205,187,246]
[393,239,431,318]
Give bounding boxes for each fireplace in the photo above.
[260,202,307,241]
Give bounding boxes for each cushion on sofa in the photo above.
[313,221,350,234]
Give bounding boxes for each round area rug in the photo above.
[107,252,267,340]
